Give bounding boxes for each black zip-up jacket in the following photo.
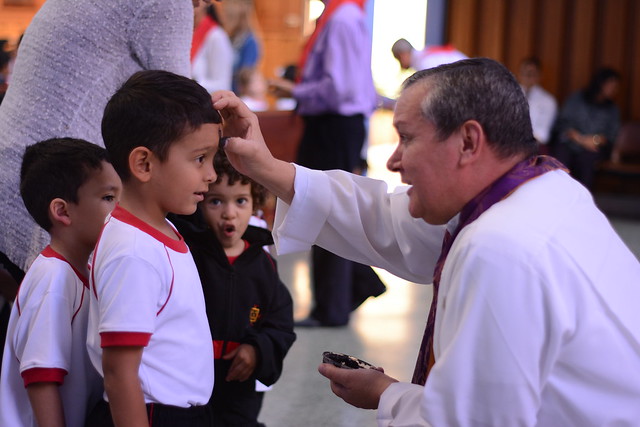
[174,218,296,426]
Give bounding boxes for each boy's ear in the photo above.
[128,147,154,183]
[49,198,72,227]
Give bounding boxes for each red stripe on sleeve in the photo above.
[21,367,67,387]
[100,332,152,347]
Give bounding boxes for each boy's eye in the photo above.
[207,198,222,206]
[196,155,206,163]
[103,195,116,202]
[237,198,248,205]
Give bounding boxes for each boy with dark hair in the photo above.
[86,69,221,426]
[0,137,121,427]
[173,148,296,426]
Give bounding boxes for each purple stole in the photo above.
[411,155,568,385]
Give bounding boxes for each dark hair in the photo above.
[213,147,267,209]
[20,138,109,231]
[402,57,537,159]
[520,56,541,70]
[102,70,222,181]
[282,64,298,82]
[0,50,10,69]
[206,4,222,24]
[584,67,620,104]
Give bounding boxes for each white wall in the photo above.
[370,0,428,98]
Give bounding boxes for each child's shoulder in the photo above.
[17,251,84,309]
[99,212,167,254]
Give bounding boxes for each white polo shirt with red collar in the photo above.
[87,205,214,407]
[0,246,102,427]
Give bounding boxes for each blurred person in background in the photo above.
[552,67,621,190]
[268,0,385,328]
[391,38,467,72]
[192,1,234,92]
[224,0,262,94]
[517,57,557,154]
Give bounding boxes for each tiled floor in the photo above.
[257,113,640,426]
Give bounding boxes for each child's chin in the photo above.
[174,205,198,216]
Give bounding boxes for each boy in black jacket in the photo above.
[173,149,296,426]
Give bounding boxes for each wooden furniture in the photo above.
[255,110,303,162]
[595,122,640,194]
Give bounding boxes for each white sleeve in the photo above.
[94,255,164,334]
[377,383,431,427]
[272,165,445,284]
[14,272,75,374]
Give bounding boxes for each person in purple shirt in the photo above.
[269,0,384,327]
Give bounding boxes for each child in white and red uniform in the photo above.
[85,70,221,427]
[0,138,121,427]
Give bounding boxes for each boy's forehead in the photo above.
[80,161,121,191]
[176,123,221,150]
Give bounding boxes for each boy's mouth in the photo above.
[222,224,236,237]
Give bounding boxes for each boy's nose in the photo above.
[222,206,235,218]
[205,163,216,183]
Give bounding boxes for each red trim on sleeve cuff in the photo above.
[100,332,152,347]
[21,367,67,387]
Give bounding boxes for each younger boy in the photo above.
[0,137,121,427]
[173,149,296,426]
[85,69,221,426]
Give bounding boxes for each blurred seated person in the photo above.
[552,68,621,190]
[517,57,557,154]
[391,38,467,71]
[237,67,268,112]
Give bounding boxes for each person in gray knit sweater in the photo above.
[0,0,214,276]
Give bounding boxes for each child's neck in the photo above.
[48,237,90,278]
[118,191,178,240]
[224,239,247,258]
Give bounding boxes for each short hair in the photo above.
[391,38,413,58]
[584,67,621,104]
[102,70,222,181]
[520,56,541,70]
[0,49,10,70]
[20,138,109,231]
[213,147,268,209]
[402,57,538,159]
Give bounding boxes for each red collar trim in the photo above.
[41,246,89,289]
[191,14,218,62]
[111,205,188,253]
[422,44,457,56]
[226,240,250,265]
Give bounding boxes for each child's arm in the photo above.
[26,382,65,427]
[102,346,148,427]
